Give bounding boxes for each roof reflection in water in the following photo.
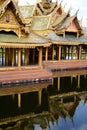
[0,70,87,130]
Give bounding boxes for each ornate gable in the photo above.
[66,20,79,32]
[0,0,28,37]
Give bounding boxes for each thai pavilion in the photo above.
[0,0,87,70]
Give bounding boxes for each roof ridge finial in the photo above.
[63,3,67,9]
[68,6,72,14]
[80,17,83,27]
[75,9,79,16]
[59,0,63,6]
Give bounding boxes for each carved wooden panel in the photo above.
[0,8,20,26]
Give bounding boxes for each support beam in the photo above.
[18,48,21,67]
[52,45,54,60]
[78,46,82,60]
[71,46,74,60]
[25,49,29,65]
[38,91,42,105]
[39,47,42,67]
[12,48,15,67]
[45,47,48,62]
[14,49,17,66]
[58,77,60,91]
[18,94,21,108]
[86,48,87,60]
[78,75,80,88]
[5,48,9,66]
[2,48,4,66]
[58,46,61,61]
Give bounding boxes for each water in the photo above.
[0,70,87,130]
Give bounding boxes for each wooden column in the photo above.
[78,46,82,60]
[52,45,54,60]
[71,46,74,60]
[52,78,54,85]
[18,94,21,108]
[86,48,87,60]
[39,47,42,67]
[38,91,42,105]
[18,48,21,67]
[58,77,60,91]
[71,76,73,84]
[25,49,29,65]
[5,48,9,66]
[9,48,11,66]
[45,47,48,61]
[12,48,14,66]
[64,47,66,60]
[2,48,4,66]
[10,48,14,66]
[78,75,80,88]
[14,49,17,66]
[68,46,70,60]
[58,46,61,61]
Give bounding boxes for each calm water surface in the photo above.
[0,71,87,130]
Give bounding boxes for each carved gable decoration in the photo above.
[0,8,20,26]
[0,0,25,37]
[66,20,78,32]
[66,18,81,32]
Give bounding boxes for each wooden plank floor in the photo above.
[0,68,52,83]
[0,60,87,84]
[44,60,87,71]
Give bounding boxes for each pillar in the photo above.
[67,46,69,60]
[5,48,9,66]
[12,48,14,66]
[2,48,4,66]
[8,48,12,66]
[58,77,60,91]
[39,47,42,67]
[45,47,48,61]
[52,45,54,60]
[52,78,54,85]
[71,46,74,60]
[86,48,87,60]
[58,46,61,61]
[10,48,14,66]
[14,49,17,66]
[78,75,80,88]
[18,94,21,108]
[71,76,73,84]
[78,46,82,60]
[25,49,29,65]
[18,48,21,67]
[38,91,42,105]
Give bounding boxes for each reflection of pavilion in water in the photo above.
[1,70,87,129]
[51,69,87,94]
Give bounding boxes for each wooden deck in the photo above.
[0,68,52,86]
[43,60,87,71]
[1,60,87,85]
[0,82,51,96]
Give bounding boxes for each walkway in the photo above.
[1,60,87,85]
[0,68,52,86]
[43,60,87,71]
